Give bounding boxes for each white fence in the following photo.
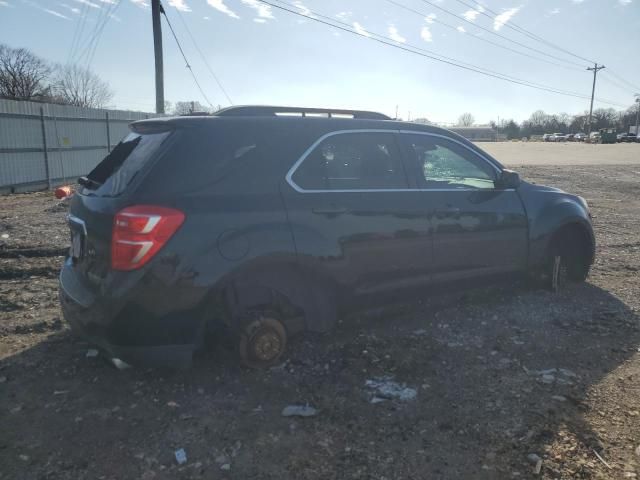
[0,98,156,194]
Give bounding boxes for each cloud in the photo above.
[388,25,406,43]
[571,0,585,3]
[456,25,466,33]
[336,11,352,21]
[72,0,101,8]
[420,25,432,42]
[253,17,266,22]
[60,3,82,14]
[619,0,632,4]
[292,1,314,18]
[549,7,560,14]
[43,7,70,19]
[463,9,480,21]
[240,0,274,19]
[353,22,371,37]
[168,0,190,12]
[0,0,10,5]
[130,0,149,8]
[207,0,239,18]
[425,13,436,23]
[493,6,520,30]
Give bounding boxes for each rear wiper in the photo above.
[78,176,102,189]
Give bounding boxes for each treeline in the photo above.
[0,44,113,108]
[493,107,639,139]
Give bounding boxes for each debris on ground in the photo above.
[365,377,417,402]
[281,405,319,417]
[174,448,187,465]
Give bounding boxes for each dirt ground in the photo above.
[478,141,640,166]
[1,144,640,479]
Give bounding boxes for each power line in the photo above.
[451,0,596,65]
[76,0,122,69]
[173,7,233,105]
[68,1,91,64]
[258,0,626,107]
[383,0,583,72]
[605,69,640,93]
[417,0,587,68]
[599,73,638,96]
[160,3,215,109]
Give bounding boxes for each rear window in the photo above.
[83,130,171,196]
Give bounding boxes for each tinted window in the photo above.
[85,130,171,196]
[292,132,407,190]
[402,134,496,190]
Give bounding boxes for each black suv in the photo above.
[59,106,595,368]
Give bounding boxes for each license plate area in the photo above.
[68,214,87,262]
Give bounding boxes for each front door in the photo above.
[399,132,528,282]
[282,130,433,295]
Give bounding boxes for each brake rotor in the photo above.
[239,316,287,368]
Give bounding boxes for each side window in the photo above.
[292,132,408,190]
[402,134,496,189]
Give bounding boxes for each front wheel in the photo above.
[547,232,590,292]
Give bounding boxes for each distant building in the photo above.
[448,126,496,141]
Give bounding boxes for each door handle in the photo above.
[312,206,348,215]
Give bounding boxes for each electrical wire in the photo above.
[451,0,596,65]
[67,1,91,64]
[173,7,234,105]
[383,0,583,72]
[604,70,640,93]
[259,0,626,107]
[161,4,216,109]
[416,0,587,68]
[76,0,122,69]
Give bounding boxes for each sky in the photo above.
[1,0,639,124]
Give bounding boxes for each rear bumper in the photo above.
[59,260,203,369]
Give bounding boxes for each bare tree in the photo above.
[457,112,475,126]
[52,64,113,108]
[172,101,210,115]
[0,44,51,99]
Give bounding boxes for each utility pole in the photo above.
[586,63,605,136]
[151,0,165,114]
[635,94,639,137]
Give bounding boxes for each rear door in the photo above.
[282,129,433,295]
[399,131,528,282]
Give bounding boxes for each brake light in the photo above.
[111,205,185,271]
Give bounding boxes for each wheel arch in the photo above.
[202,258,339,334]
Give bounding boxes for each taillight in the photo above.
[111,205,185,271]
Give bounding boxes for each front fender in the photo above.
[518,184,594,268]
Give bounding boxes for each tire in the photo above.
[238,313,287,369]
[548,230,590,292]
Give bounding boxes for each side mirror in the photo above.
[496,169,520,189]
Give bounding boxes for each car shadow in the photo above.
[1,280,638,479]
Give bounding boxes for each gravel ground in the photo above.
[1,153,640,479]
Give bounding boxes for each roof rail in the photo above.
[214,105,391,120]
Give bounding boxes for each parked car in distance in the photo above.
[543,133,553,142]
[618,132,638,143]
[59,106,596,369]
[565,133,575,142]
[589,131,601,143]
[551,133,567,142]
[573,133,586,142]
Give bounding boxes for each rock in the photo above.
[174,448,187,465]
[281,405,318,417]
[220,463,231,471]
[527,453,542,464]
[86,349,99,358]
[370,397,386,404]
[552,395,567,402]
[0,376,6,383]
[10,405,23,414]
[19,454,29,462]
[1,233,9,239]
[166,401,179,408]
[635,445,640,458]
